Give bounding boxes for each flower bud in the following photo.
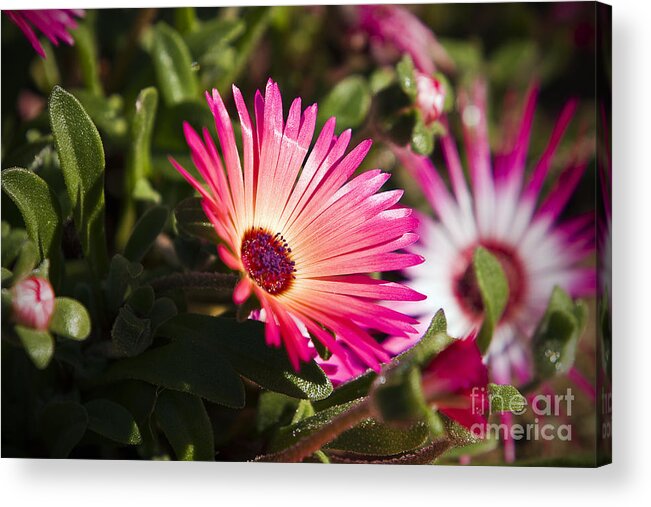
[11,276,55,330]
[415,71,446,124]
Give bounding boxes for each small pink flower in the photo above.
[415,71,446,125]
[421,336,489,429]
[170,79,425,371]
[11,276,55,331]
[5,9,84,58]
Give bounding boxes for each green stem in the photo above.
[255,399,373,463]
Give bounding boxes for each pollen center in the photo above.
[453,242,526,323]
[240,227,296,295]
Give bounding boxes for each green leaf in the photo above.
[533,287,588,379]
[473,246,509,353]
[111,306,152,357]
[1,228,29,269]
[15,325,54,370]
[155,390,214,461]
[488,383,527,413]
[49,297,91,340]
[72,90,128,140]
[174,7,199,35]
[216,7,274,91]
[30,40,60,92]
[443,435,498,459]
[39,401,88,458]
[85,399,142,445]
[104,333,245,408]
[313,371,376,411]
[1,168,63,286]
[159,314,333,400]
[132,178,161,204]
[151,23,199,106]
[124,206,169,263]
[11,239,39,281]
[396,55,417,99]
[328,418,430,456]
[371,366,431,425]
[410,114,436,156]
[397,309,453,367]
[72,23,103,96]
[149,297,178,331]
[269,400,429,456]
[128,87,159,184]
[318,75,372,132]
[49,86,109,277]
[125,285,155,317]
[174,197,218,242]
[184,18,244,57]
[105,254,143,314]
[257,392,301,433]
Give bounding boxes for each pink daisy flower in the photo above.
[4,9,84,58]
[170,79,425,371]
[356,4,453,75]
[391,80,596,387]
[11,276,55,331]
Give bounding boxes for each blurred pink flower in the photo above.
[356,4,453,74]
[391,80,595,389]
[170,79,424,371]
[5,9,84,58]
[11,276,55,331]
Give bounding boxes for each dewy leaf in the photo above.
[14,325,54,370]
[155,390,214,461]
[103,333,245,408]
[85,399,142,445]
[397,309,453,367]
[124,206,169,263]
[49,86,109,277]
[473,246,509,353]
[151,23,199,106]
[49,297,91,341]
[1,168,64,287]
[488,383,527,413]
[327,418,430,456]
[269,399,429,457]
[533,286,588,379]
[318,75,372,132]
[174,197,219,242]
[159,314,333,400]
[39,401,88,458]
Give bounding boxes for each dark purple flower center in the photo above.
[453,241,526,323]
[240,227,296,295]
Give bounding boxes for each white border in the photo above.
[2,0,650,505]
